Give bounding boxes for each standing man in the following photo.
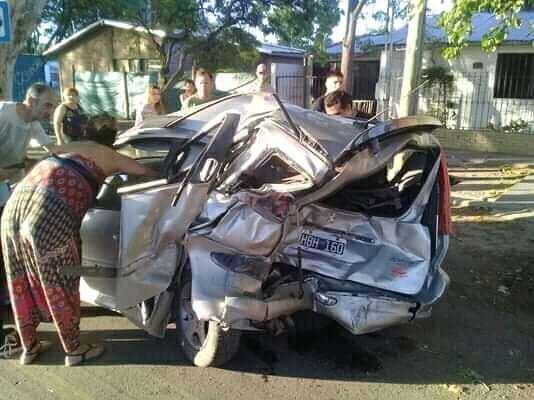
[255,63,273,93]
[1,83,56,357]
[182,68,227,109]
[0,83,56,181]
[311,71,344,113]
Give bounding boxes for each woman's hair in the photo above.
[324,90,353,109]
[85,113,117,148]
[146,84,166,115]
[184,79,196,93]
[62,87,79,98]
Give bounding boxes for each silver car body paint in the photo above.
[79,94,449,338]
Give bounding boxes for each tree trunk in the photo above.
[0,0,47,99]
[340,0,367,95]
[161,49,188,95]
[399,0,427,117]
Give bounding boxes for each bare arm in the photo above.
[135,105,144,126]
[50,142,159,178]
[109,149,159,178]
[53,105,67,145]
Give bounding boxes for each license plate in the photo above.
[299,231,346,256]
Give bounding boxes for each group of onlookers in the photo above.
[134,67,220,126]
[133,64,355,127]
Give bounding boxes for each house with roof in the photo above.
[327,12,534,131]
[43,19,184,90]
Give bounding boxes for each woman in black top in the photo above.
[53,87,88,144]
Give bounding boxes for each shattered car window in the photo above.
[116,139,172,159]
[239,154,307,190]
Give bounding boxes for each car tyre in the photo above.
[174,267,241,367]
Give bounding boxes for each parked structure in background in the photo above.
[42,19,186,90]
[327,12,534,133]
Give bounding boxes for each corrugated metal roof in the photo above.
[327,11,534,55]
[257,42,306,56]
[43,19,181,56]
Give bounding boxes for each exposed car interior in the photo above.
[94,138,203,210]
[320,145,441,218]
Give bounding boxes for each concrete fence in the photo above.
[434,128,534,156]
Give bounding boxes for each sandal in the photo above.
[19,341,52,365]
[65,343,104,367]
[0,328,23,359]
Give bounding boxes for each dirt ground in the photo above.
[1,152,534,400]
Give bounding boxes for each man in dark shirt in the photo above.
[311,71,344,113]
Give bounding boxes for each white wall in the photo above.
[376,44,534,131]
[215,72,255,92]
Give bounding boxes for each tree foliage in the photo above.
[265,0,340,62]
[37,0,139,49]
[439,0,534,59]
[36,0,340,71]
[1,0,47,97]
[369,0,408,35]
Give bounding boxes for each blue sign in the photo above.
[0,1,11,43]
[13,55,45,102]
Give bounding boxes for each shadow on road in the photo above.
[13,200,534,387]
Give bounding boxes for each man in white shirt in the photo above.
[0,83,56,180]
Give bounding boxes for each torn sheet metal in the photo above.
[314,292,416,335]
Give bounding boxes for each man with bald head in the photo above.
[0,83,56,178]
[255,63,273,93]
[1,83,56,355]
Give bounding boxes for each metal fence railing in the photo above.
[275,75,306,107]
[268,73,534,134]
[378,73,534,133]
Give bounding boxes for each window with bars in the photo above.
[493,53,534,99]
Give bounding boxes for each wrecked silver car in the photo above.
[78,93,451,367]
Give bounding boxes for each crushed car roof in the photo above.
[119,94,440,161]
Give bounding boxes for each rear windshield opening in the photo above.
[239,154,309,191]
[320,147,439,217]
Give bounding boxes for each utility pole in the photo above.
[399,0,427,116]
[383,0,395,120]
[145,0,153,27]
[340,0,367,95]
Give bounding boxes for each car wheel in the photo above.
[175,268,241,367]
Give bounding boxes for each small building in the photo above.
[43,19,185,90]
[215,42,307,105]
[327,12,534,131]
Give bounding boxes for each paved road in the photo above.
[1,297,533,400]
[1,309,422,400]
